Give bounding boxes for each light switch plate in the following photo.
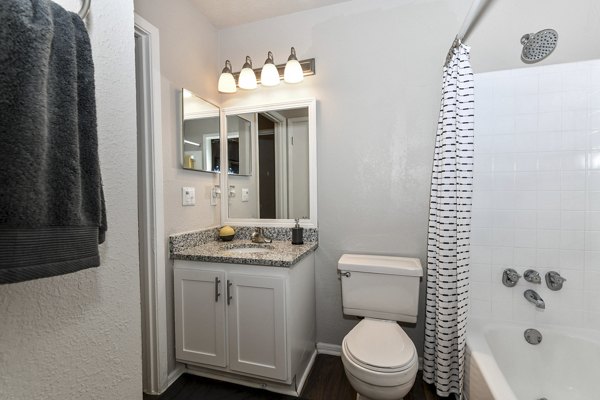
[241,188,249,202]
[182,187,195,206]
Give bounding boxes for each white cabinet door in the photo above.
[174,268,226,367]
[227,273,287,381]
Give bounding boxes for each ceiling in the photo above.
[191,0,353,28]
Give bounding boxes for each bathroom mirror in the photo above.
[221,98,317,228]
[181,89,253,175]
[181,89,220,173]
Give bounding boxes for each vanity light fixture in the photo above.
[260,51,280,87]
[220,48,315,93]
[238,56,258,90]
[284,47,304,84]
[217,60,237,93]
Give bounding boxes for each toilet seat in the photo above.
[341,319,418,388]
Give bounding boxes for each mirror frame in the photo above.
[220,98,317,228]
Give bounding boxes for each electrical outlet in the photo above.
[241,188,249,202]
[182,187,195,206]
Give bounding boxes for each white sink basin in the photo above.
[226,247,272,254]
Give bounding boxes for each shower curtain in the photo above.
[422,42,474,398]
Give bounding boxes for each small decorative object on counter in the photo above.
[292,218,303,245]
[219,225,235,241]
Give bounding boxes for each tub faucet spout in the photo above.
[524,289,545,309]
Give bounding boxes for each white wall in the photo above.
[133,0,220,373]
[217,0,473,351]
[470,59,600,329]
[0,0,142,399]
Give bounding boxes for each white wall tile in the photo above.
[470,263,492,282]
[492,246,514,264]
[539,92,562,113]
[560,230,585,250]
[515,172,538,190]
[561,131,588,151]
[537,152,562,171]
[537,210,561,229]
[561,191,586,210]
[537,191,561,210]
[514,229,537,248]
[586,231,600,251]
[537,229,561,248]
[559,249,585,269]
[473,60,600,330]
[513,210,537,228]
[514,247,537,266]
[586,212,600,230]
[471,245,492,264]
[561,171,586,190]
[536,171,561,190]
[561,151,587,170]
[585,251,600,270]
[560,211,585,230]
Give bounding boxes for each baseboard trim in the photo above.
[166,365,185,389]
[316,342,341,356]
[296,349,317,395]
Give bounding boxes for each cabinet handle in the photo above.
[215,277,221,302]
[227,280,232,306]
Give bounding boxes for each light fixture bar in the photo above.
[232,58,315,85]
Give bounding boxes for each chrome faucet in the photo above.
[251,227,272,244]
[524,289,545,309]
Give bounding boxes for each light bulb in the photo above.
[284,47,304,84]
[238,56,257,90]
[260,51,280,87]
[218,60,236,93]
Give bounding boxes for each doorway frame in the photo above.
[134,14,168,395]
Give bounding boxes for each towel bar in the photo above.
[78,0,90,19]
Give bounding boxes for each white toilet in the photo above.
[338,254,423,400]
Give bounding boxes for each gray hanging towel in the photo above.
[0,0,106,284]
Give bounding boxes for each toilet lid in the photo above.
[344,319,416,372]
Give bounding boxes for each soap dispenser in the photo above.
[292,218,303,245]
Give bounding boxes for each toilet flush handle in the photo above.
[340,271,351,278]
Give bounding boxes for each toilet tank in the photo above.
[338,254,423,323]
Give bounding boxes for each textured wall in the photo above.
[0,0,142,399]
[133,0,220,374]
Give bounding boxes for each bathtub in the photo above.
[464,319,600,400]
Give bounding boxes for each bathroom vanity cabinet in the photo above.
[173,253,316,395]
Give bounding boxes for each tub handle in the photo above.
[502,268,521,287]
[545,271,566,291]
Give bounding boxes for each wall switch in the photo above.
[241,188,249,202]
[182,187,195,206]
[210,185,220,206]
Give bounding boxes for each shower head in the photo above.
[520,29,558,64]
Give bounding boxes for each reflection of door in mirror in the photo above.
[181,89,220,173]
[227,107,309,220]
[225,115,252,175]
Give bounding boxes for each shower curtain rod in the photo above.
[455,0,490,42]
[445,0,490,65]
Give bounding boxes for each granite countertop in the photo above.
[172,239,318,268]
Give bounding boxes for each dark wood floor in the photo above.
[145,354,449,400]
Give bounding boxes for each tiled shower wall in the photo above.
[469,59,600,330]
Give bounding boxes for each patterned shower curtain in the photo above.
[422,42,474,398]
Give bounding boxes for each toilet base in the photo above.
[345,367,414,400]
